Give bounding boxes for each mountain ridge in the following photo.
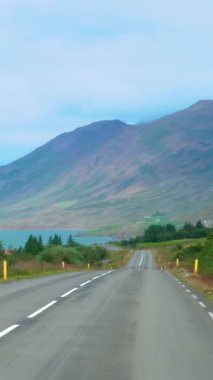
[0,100,212,231]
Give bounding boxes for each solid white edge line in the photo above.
[0,325,20,338]
[28,300,58,319]
[198,301,206,308]
[80,280,92,287]
[208,312,213,320]
[61,288,78,298]
[92,276,100,280]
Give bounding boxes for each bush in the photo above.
[178,244,202,262]
[39,245,108,266]
[39,246,70,264]
[199,233,213,274]
[82,246,107,263]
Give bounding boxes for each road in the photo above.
[0,250,213,379]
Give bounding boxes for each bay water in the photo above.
[0,230,114,249]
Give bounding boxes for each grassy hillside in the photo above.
[0,101,212,231]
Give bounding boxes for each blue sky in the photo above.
[0,0,212,164]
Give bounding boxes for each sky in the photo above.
[0,0,212,164]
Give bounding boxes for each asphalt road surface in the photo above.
[0,250,213,380]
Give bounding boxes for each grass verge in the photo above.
[0,246,133,282]
[105,247,133,269]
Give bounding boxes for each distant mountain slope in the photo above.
[0,101,212,230]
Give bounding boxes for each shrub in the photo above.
[82,246,107,263]
[38,245,107,266]
[40,246,67,264]
[199,233,213,274]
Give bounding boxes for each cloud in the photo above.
[0,0,212,164]
[10,0,213,29]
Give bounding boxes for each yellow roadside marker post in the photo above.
[194,259,199,274]
[3,260,7,280]
[176,258,179,268]
[88,263,90,270]
[62,261,65,269]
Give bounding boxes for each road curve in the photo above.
[0,250,213,380]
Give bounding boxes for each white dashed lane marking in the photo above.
[92,276,100,280]
[28,300,58,319]
[139,253,144,269]
[80,280,92,287]
[0,325,20,339]
[0,270,115,341]
[61,288,78,298]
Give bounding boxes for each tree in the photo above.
[38,235,43,251]
[183,223,194,232]
[48,236,53,245]
[195,220,204,229]
[67,234,75,246]
[48,234,62,246]
[0,240,4,258]
[166,224,176,233]
[25,235,43,255]
[143,224,177,242]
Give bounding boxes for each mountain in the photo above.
[0,101,212,231]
